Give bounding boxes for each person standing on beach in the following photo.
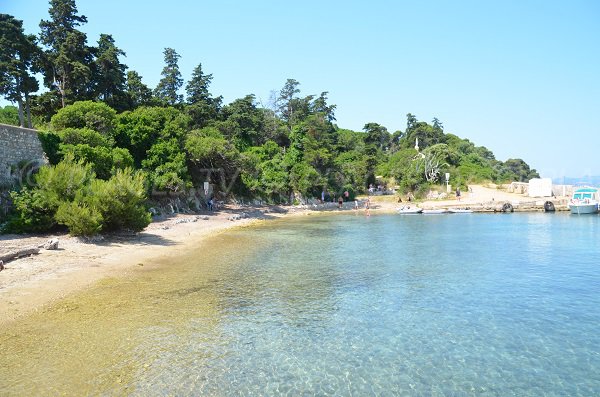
[365,197,371,216]
[321,190,325,203]
[456,187,461,201]
[338,195,344,209]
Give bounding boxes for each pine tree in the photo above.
[154,48,183,106]
[39,0,93,107]
[0,14,40,127]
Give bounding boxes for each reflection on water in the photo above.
[1,213,599,396]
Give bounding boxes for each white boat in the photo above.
[448,208,473,213]
[422,209,448,214]
[397,205,423,214]
[569,188,599,214]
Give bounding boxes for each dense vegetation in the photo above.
[0,0,539,235]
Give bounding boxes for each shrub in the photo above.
[55,202,103,236]
[51,101,116,136]
[5,159,150,236]
[59,127,114,147]
[87,168,151,232]
[59,144,134,180]
[37,131,62,165]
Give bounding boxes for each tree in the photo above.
[93,34,127,110]
[50,100,116,136]
[125,70,154,108]
[0,105,20,125]
[0,14,40,127]
[154,47,183,105]
[185,62,222,129]
[186,63,217,104]
[311,91,336,122]
[276,78,300,126]
[39,0,93,107]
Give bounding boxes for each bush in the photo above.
[5,158,150,236]
[6,188,59,233]
[56,202,103,236]
[51,101,116,136]
[59,127,114,147]
[38,131,62,165]
[87,168,151,232]
[59,144,134,180]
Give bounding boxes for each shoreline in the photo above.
[0,207,295,325]
[0,185,565,325]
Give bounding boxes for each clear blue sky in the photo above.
[4,0,600,178]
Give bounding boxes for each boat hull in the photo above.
[569,203,598,214]
[397,206,423,214]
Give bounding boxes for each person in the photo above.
[354,199,359,210]
[338,195,344,209]
[321,190,325,203]
[208,197,213,211]
[456,187,461,201]
[365,196,371,216]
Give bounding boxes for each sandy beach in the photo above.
[0,185,546,325]
[0,206,294,325]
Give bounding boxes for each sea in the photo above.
[1,212,599,396]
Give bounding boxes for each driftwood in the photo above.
[0,247,41,264]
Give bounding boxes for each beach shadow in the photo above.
[84,231,178,248]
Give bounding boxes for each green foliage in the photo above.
[86,168,151,232]
[142,138,189,192]
[6,157,149,235]
[6,158,93,233]
[93,34,127,110]
[55,201,102,236]
[37,130,63,164]
[154,48,183,105]
[59,127,113,147]
[51,100,116,135]
[115,106,189,166]
[59,143,133,180]
[0,105,20,125]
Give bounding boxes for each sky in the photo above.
[3,0,600,178]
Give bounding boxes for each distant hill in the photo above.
[553,176,600,187]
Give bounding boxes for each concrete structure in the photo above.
[0,123,47,184]
[528,178,553,197]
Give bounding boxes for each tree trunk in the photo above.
[24,90,32,128]
[16,98,25,128]
[0,247,40,263]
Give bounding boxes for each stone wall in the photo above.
[0,123,47,184]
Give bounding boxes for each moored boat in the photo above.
[569,188,599,214]
[397,205,423,214]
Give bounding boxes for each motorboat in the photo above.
[448,208,473,213]
[422,209,448,214]
[569,188,599,214]
[397,205,423,214]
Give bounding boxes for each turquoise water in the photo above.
[2,213,599,396]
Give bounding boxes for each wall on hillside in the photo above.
[0,123,47,184]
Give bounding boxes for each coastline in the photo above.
[0,185,560,325]
[0,207,293,325]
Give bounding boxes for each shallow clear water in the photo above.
[1,213,599,396]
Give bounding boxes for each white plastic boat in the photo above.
[569,188,599,214]
[397,205,423,214]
